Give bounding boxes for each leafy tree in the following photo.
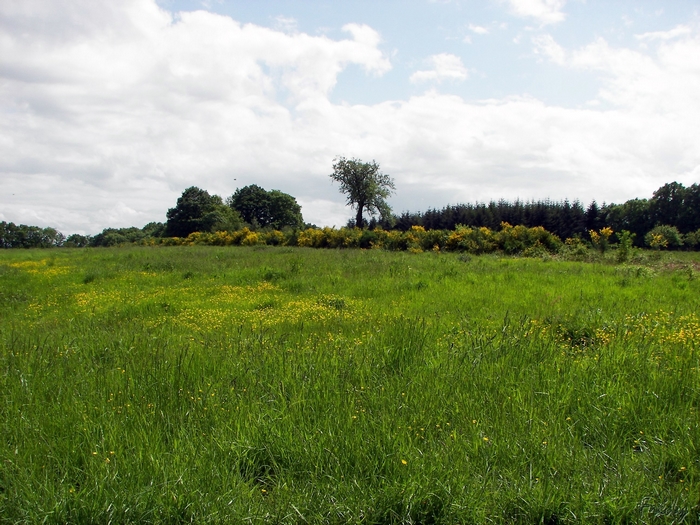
[90,227,148,247]
[680,183,700,233]
[166,187,242,237]
[64,234,91,247]
[227,185,303,229]
[602,199,652,247]
[268,190,304,229]
[329,157,395,229]
[650,182,686,229]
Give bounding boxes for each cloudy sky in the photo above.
[1,0,699,234]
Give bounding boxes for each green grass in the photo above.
[1,246,699,524]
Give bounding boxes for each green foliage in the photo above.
[645,225,683,250]
[166,187,242,237]
[330,156,395,228]
[394,182,700,248]
[0,221,65,248]
[146,223,566,255]
[90,227,145,247]
[589,226,614,253]
[561,236,590,260]
[141,222,166,237]
[64,233,90,248]
[683,229,700,250]
[227,185,303,230]
[616,230,636,263]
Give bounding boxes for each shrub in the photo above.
[383,230,410,251]
[562,237,589,259]
[359,229,379,249]
[297,228,327,248]
[589,227,613,253]
[682,229,700,251]
[262,230,287,246]
[616,230,635,263]
[241,230,261,246]
[645,225,683,250]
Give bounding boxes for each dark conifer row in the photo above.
[368,182,700,247]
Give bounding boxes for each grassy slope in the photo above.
[1,246,699,524]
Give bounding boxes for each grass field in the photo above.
[1,246,699,524]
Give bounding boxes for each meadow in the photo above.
[1,245,699,524]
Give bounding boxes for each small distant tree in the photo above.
[616,230,635,263]
[329,157,395,229]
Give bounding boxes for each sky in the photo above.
[1,0,699,234]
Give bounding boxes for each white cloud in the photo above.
[468,24,490,35]
[568,35,700,118]
[503,0,567,25]
[410,54,469,83]
[273,15,298,34]
[636,24,691,42]
[532,33,566,64]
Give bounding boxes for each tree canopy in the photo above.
[166,187,242,237]
[329,157,395,229]
[227,185,303,229]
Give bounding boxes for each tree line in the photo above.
[2,165,699,250]
[0,184,305,248]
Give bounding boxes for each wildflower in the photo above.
[401,459,408,465]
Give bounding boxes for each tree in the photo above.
[166,187,242,237]
[650,182,686,229]
[227,185,303,230]
[64,233,91,247]
[267,190,304,229]
[329,157,395,229]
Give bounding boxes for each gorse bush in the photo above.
[149,223,564,256]
[645,225,683,250]
[590,226,614,253]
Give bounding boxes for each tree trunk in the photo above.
[356,205,364,229]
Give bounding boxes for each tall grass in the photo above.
[1,246,699,523]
